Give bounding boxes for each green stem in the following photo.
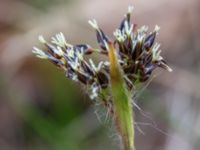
[107,42,135,150]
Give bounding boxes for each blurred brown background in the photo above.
[0,0,200,150]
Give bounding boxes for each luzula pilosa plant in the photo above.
[33,6,172,150]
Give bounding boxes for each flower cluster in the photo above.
[33,6,172,101]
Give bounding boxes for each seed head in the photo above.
[33,6,172,101]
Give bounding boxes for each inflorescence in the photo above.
[33,6,172,104]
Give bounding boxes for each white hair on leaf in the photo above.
[38,35,46,44]
[32,47,48,59]
[88,19,99,30]
[128,5,134,14]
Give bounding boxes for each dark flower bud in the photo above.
[144,63,156,75]
[96,72,109,89]
[77,71,90,84]
[143,32,156,50]
[74,44,93,55]
[88,20,110,53]
[96,28,109,51]
[81,61,95,76]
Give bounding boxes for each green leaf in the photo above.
[107,42,135,150]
